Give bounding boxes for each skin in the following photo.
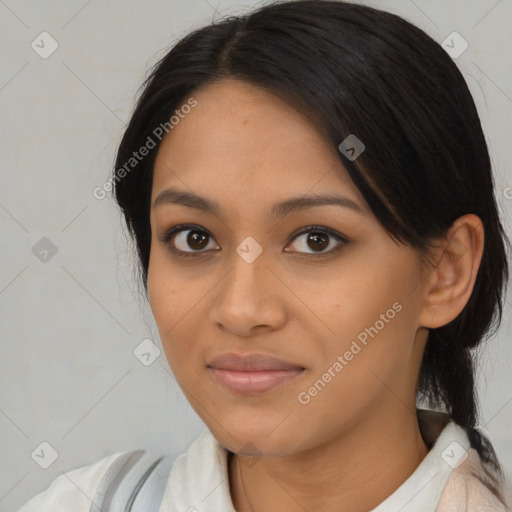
[147,78,484,512]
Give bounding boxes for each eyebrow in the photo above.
[152,188,367,217]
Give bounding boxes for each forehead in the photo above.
[151,79,367,215]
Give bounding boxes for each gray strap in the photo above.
[91,449,170,512]
[129,453,179,512]
[91,451,145,512]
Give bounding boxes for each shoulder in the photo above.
[17,451,127,512]
[435,448,510,512]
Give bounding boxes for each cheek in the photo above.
[147,248,214,383]
[147,244,192,322]
[297,306,412,429]
[314,265,391,332]
[315,258,416,368]
[147,251,188,358]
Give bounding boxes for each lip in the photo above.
[207,352,304,371]
[207,352,305,395]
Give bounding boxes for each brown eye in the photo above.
[286,226,347,256]
[159,224,220,256]
[305,232,329,251]
[186,230,210,250]
[159,223,348,259]
[172,228,219,253]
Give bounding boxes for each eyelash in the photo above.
[157,223,348,259]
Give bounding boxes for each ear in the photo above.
[419,214,484,329]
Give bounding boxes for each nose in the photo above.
[208,244,287,337]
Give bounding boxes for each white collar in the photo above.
[160,409,475,511]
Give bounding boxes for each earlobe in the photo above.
[419,214,484,329]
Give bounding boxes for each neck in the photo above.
[228,407,430,512]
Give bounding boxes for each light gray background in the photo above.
[1,1,511,510]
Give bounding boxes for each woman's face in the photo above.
[147,78,430,455]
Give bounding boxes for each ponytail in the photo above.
[418,330,508,506]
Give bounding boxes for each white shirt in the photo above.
[18,409,509,511]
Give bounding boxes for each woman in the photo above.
[18,0,511,510]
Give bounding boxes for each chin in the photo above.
[206,413,303,456]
